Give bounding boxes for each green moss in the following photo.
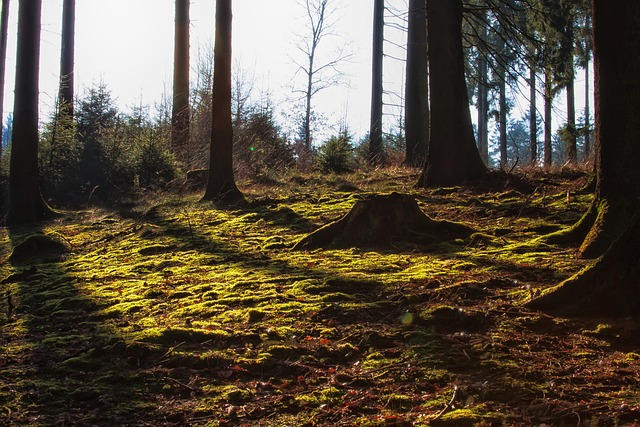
[139,327,231,344]
[59,353,104,371]
[0,170,598,425]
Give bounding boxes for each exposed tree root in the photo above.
[541,201,597,248]
[527,214,640,317]
[292,192,475,250]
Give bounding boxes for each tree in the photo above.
[0,0,9,176]
[417,0,486,187]
[58,0,75,118]
[403,0,429,168]
[203,0,243,204]
[543,68,553,168]
[368,0,384,166]
[7,0,54,225]
[563,15,578,165]
[172,0,190,155]
[291,0,351,160]
[475,10,490,166]
[527,0,640,316]
[76,82,119,189]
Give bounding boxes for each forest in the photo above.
[1,0,640,425]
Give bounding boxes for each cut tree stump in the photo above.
[293,192,475,250]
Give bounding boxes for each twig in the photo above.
[432,385,459,421]
[157,341,186,364]
[164,376,196,392]
[183,209,195,242]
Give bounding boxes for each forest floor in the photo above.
[1,168,640,426]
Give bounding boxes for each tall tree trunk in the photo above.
[172,0,190,156]
[418,0,486,187]
[203,0,243,204]
[7,0,53,225]
[498,69,508,169]
[58,0,74,119]
[565,21,577,165]
[527,0,640,317]
[477,21,489,166]
[543,69,553,168]
[404,0,428,168]
[304,54,312,152]
[529,63,538,166]
[369,0,384,166]
[0,0,9,176]
[584,58,591,159]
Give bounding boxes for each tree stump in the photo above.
[293,192,474,250]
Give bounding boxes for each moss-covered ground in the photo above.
[2,168,640,426]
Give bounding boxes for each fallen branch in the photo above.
[432,385,459,421]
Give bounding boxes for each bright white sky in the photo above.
[2,0,409,140]
[1,0,591,144]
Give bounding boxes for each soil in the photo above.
[1,168,639,426]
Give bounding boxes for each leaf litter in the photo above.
[1,168,639,426]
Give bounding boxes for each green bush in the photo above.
[134,134,180,189]
[234,109,294,179]
[39,110,83,200]
[317,135,354,174]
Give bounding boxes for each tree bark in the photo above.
[404,0,428,168]
[477,21,489,166]
[498,69,508,169]
[368,0,385,166]
[527,0,640,317]
[58,0,74,119]
[543,69,553,168]
[293,192,474,250]
[565,20,577,165]
[418,0,486,187]
[0,0,9,176]
[203,0,243,204]
[172,0,190,155]
[7,0,53,225]
[584,57,591,159]
[529,63,538,166]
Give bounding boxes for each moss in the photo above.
[139,327,231,344]
[433,409,481,426]
[59,353,104,371]
[0,170,600,425]
[9,232,72,264]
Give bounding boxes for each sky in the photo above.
[1,0,592,145]
[2,0,409,141]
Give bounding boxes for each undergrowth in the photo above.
[1,168,639,426]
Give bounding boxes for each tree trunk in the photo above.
[418,0,486,187]
[477,20,489,166]
[529,63,538,166]
[584,57,591,159]
[203,0,243,204]
[527,0,640,317]
[58,0,74,119]
[7,0,53,225]
[565,21,577,165]
[0,0,9,176]
[498,69,508,169]
[172,0,190,155]
[368,0,384,166]
[404,0,428,168]
[543,69,553,168]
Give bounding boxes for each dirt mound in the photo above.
[9,233,72,264]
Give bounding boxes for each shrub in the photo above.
[317,135,354,174]
[134,133,180,189]
[234,109,294,179]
